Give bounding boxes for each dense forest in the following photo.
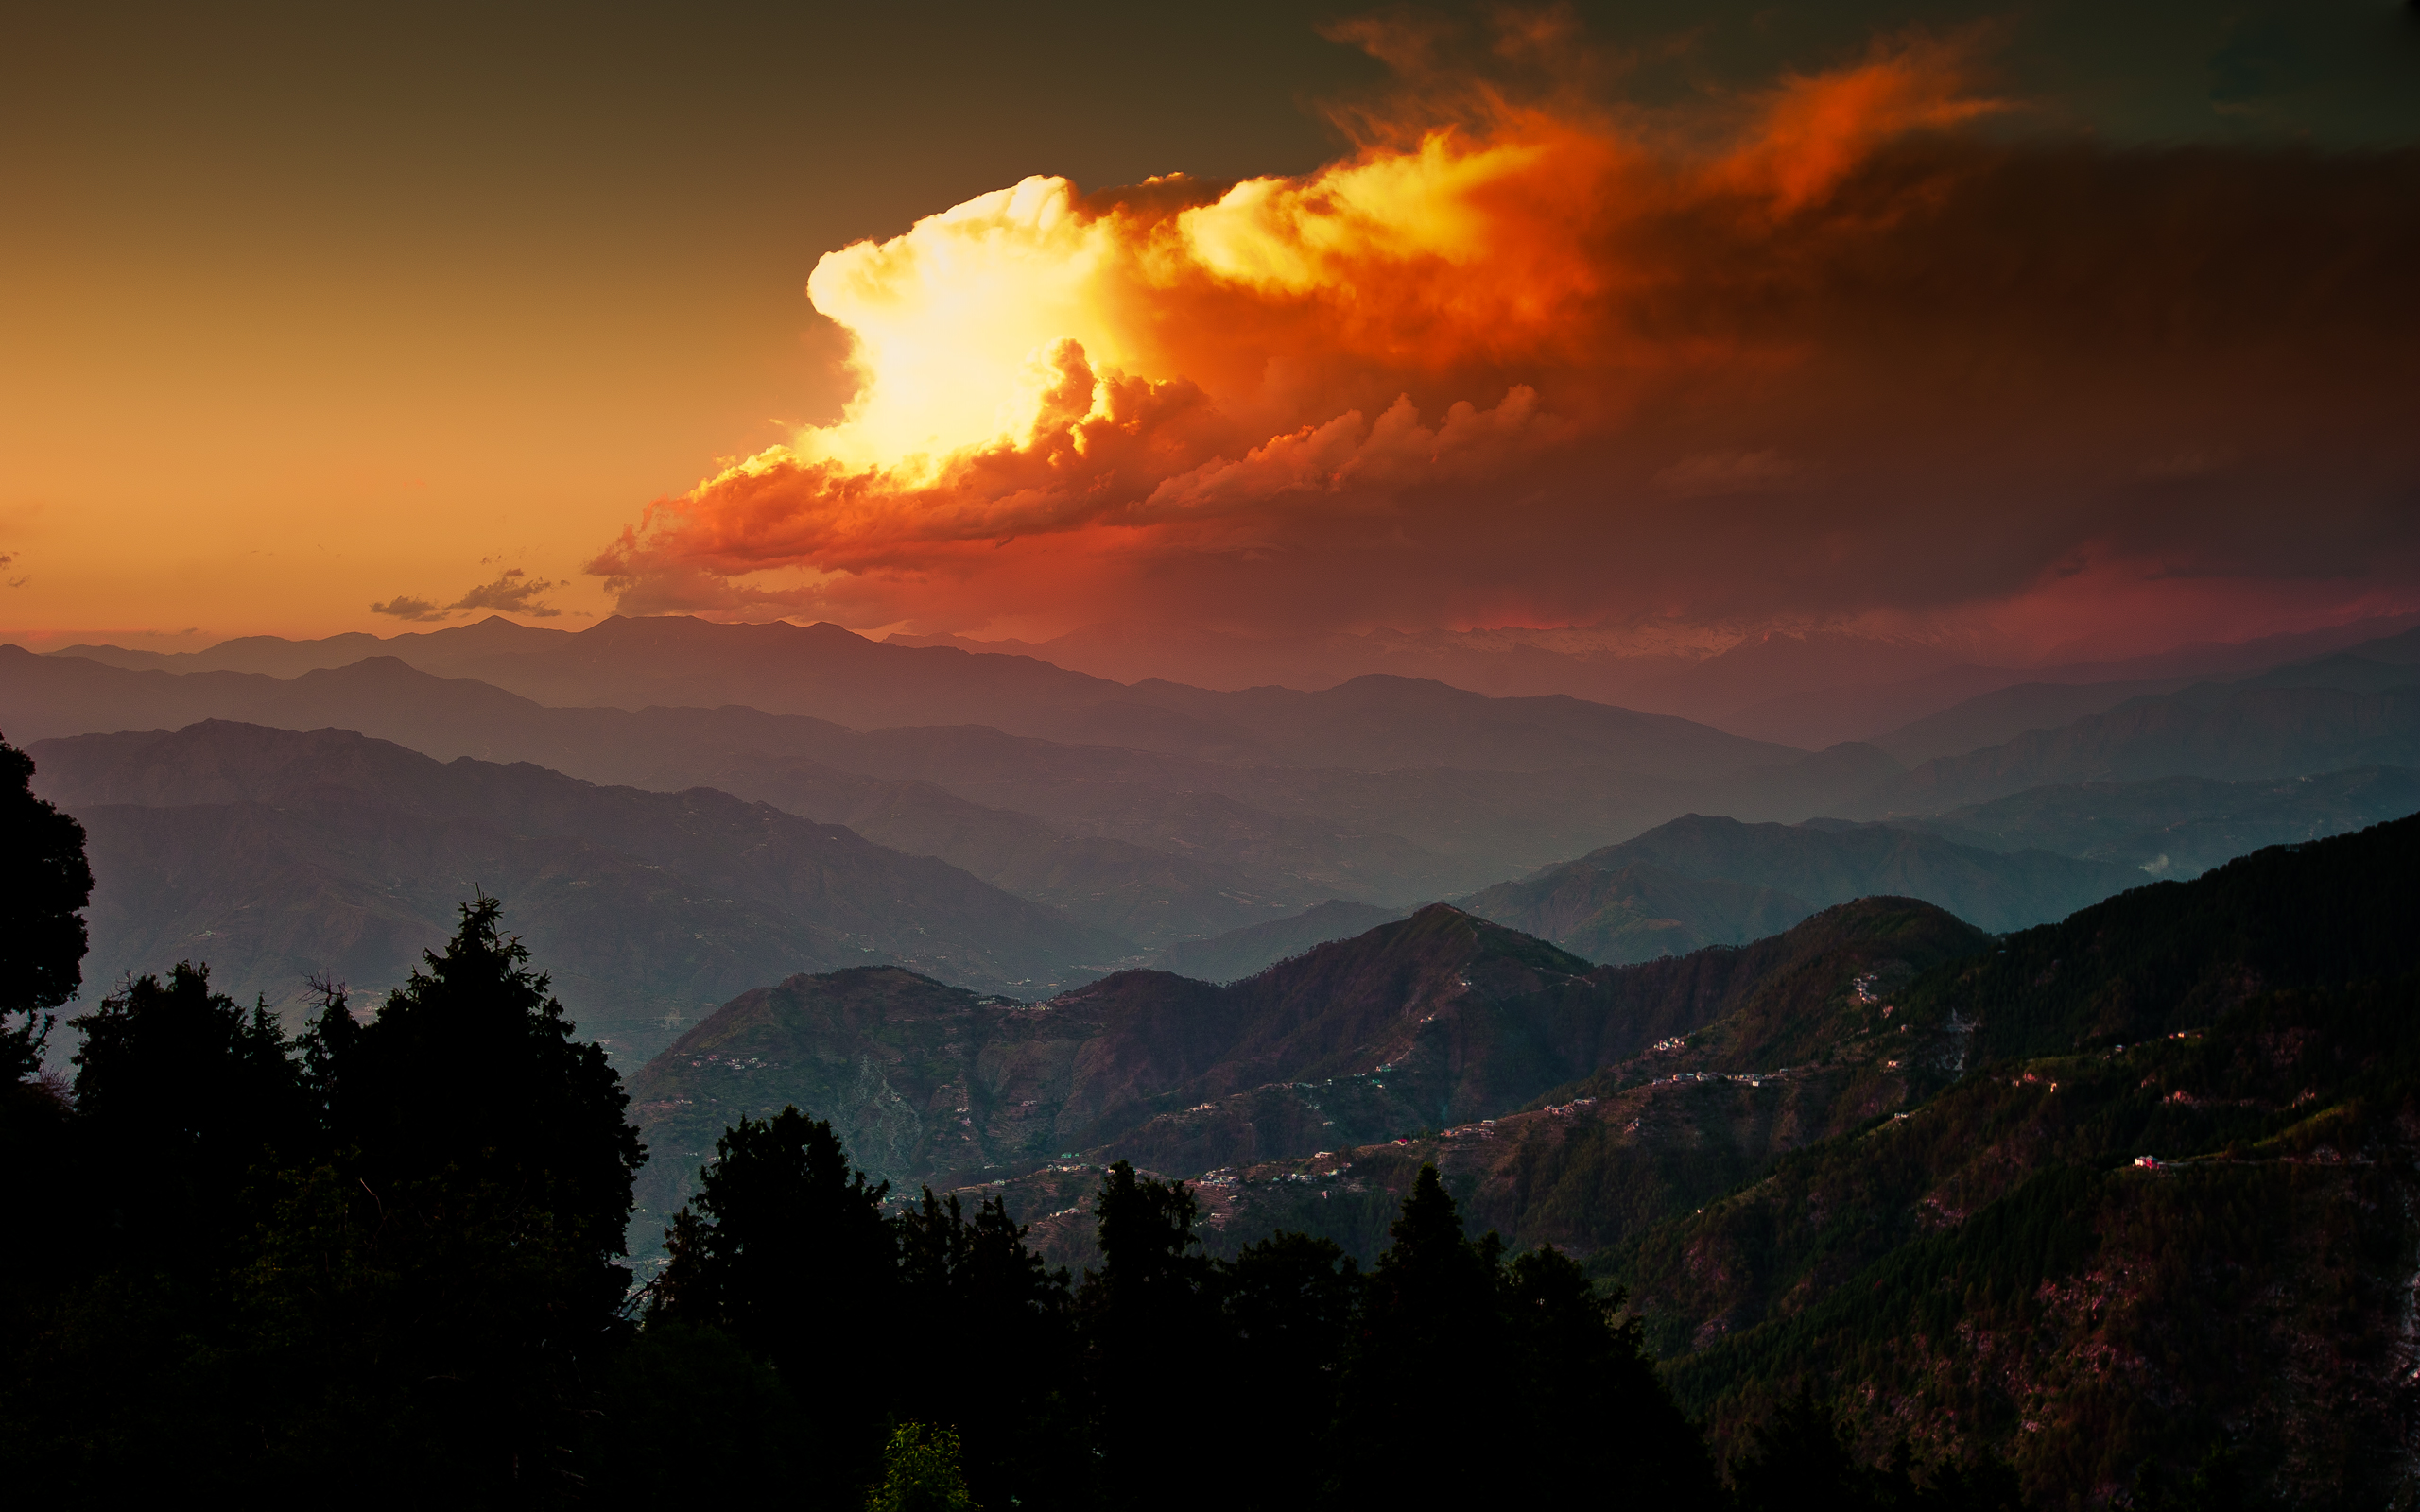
[9,728,2411,1506]
[0,733,2030,1508]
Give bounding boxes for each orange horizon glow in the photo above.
[5,13,2415,679]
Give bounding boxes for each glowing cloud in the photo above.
[591,26,2420,656]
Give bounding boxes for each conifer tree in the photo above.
[1502,1247,1719,1504]
[281,895,648,1494]
[1210,1231,1361,1494]
[331,893,642,1272]
[0,732,91,1083]
[1332,1164,1508,1503]
[1080,1160,1219,1508]
[894,1188,1075,1479]
[70,962,306,1263]
[652,1105,898,1494]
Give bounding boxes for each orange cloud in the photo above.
[590,24,2420,658]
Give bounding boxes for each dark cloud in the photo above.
[371,568,566,623]
[369,594,448,622]
[451,568,563,618]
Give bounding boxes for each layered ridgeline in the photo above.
[11,617,2418,945]
[1458,813,2141,963]
[1862,625,2420,765]
[1209,817,2420,1507]
[0,634,1885,915]
[1855,671,2420,816]
[631,815,2420,1505]
[1114,758,2420,976]
[1876,765,2420,878]
[1144,900,1409,983]
[624,897,1994,1267]
[30,722,1132,1063]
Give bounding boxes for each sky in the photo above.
[4,1,2417,669]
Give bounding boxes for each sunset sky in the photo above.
[5,1,2417,670]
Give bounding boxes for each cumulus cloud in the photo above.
[586,18,2420,657]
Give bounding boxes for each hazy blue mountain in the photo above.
[1146,900,1409,983]
[1,646,1904,907]
[42,615,1813,774]
[1530,812,2142,935]
[1880,765,2420,877]
[1865,684,2420,815]
[1459,860,1817,965]
[32,722,1136,1059]
[1871,678,2192,766]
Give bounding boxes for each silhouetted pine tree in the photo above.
[1079,1160,1219,1508]
[651,1105,897,1497]
[1209,1231,1362,1497]
[1503,1246,1720,1504]
[332,893,642,1273]
[894,1188,1081,1509]
[255,895,647,1497]
[0,731,91,1084]
[70,962,308,1264]
[1331,1164,1508,1505]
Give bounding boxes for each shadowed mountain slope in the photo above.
[31,722,1132,1058]
[1883,765,2420,877]
[626,898,1988,1246]
[1500,812,2142,938]
[1458,861,1816,965]
[631,906,1612,1208]
[1863,682,2420,815]
[1890,810,2420,1065]
[1146,900,1409,984]
[1087,817,2420,1508]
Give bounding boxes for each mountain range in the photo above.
[15,602,2420,1506]
[688,814,2417,1508]
[30,722,1134,1063]
[1460,813,2145,963]
[13,612,2419,1066]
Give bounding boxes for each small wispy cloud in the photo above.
[370,566,567,623]
[451,567,564,618]
[370,594,450,622]
[1651,450,1803,499]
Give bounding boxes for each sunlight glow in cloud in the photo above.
[588,26,2420,656]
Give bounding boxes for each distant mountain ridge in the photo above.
[35,616,1813,774]
[1459,860,1816,965]
[31,722,1135,1060]
[1145,900,1409,983]
[1881,765,2420,877]
[1862,682,2420,813]
[1463,812,2144,957]
[0,644,1893,907]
